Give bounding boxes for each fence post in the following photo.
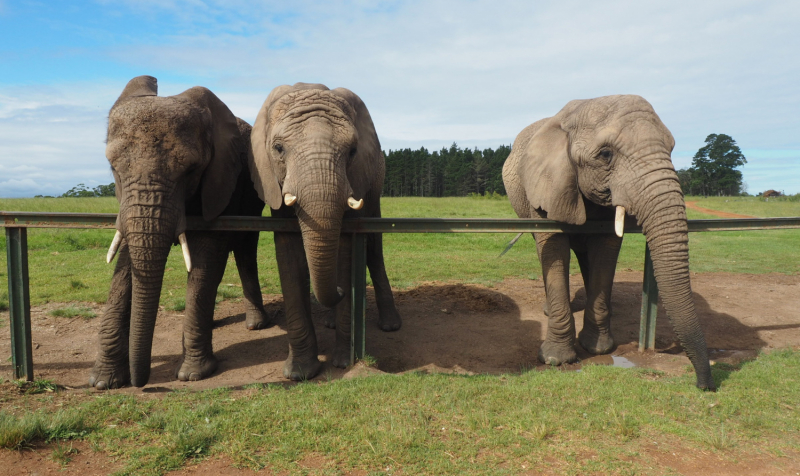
[639,243,659,351]
[350,233,367,365]
[5,227,33,380]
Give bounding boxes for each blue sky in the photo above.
[1,0,798,197]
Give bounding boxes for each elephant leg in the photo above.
[176,231,227,381]
[536,232,577,365]
[274,231,321,380]
[577,234,622,355]
[90,242,133,389]
[233,230,274,331]
[367,232,401,331]
[331,233,353,368]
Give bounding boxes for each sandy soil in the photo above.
[2,270,799,475]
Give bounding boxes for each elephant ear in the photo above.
[330,87,380,199]
[249,85,295,210]
[112,76,157,109]
[518,117,586,224]
[178,87,243,221]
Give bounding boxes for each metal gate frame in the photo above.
[4,211,800,380]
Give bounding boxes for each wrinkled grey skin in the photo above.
[249,83,401,380]
[89,76,273,389]
[503,95,715,390]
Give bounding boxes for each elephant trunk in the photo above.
[120,202,179,387]
[292,154,348,308]
[627,174,715,390]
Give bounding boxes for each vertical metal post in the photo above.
[6,227,33,380]
[639,243,659,351]
[350,233,367,365]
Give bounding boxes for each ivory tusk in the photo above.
[106,230,123,263]
[178,233,192,273]
[347,197,364,210]
[614,206,626,238]
[284,193,297,206]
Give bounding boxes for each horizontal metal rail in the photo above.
[4,211,800,233]
[3,211,799,382]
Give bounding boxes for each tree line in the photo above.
[45,134,750,200]
[382,143,511,197]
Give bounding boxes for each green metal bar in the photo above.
[350,233,367,365]
[2,211,799,233]
[639,244,659,351]
[6,227,33,380]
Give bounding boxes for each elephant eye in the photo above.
[598,149,613,161]
[349,146,357,158]
[273,143,284,154]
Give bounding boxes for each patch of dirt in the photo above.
[685,201,756,219]
[2,271,799,474]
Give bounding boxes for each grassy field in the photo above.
[2,350,799,474]
[0,195,798,309]
[1,195,799,474]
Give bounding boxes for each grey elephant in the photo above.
[248,83,401,380]
[89,76,272,389]
[502,95,715,390]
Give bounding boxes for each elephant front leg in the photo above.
[577,235,622,355]
[536,233,578,365]
[367,232,402,331]
[90,243,133,389]
[233,230,274,331]
[274,231,322,380]
[176,232,227,381]
[330,234,353,368]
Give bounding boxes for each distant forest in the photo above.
[382,143,511,197]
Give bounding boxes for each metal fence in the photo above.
[4,211,800,381]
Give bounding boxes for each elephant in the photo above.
[89,75,273,389]
[248,82,402,380]
[502,95,715,390]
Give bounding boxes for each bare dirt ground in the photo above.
[2,270,800,475]
[684,201,756,219]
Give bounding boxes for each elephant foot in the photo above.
[578,327,615,355]
[283,356,322,381]
[377,308,402,332]
[176,354,218,381]
[89,361,130,390]
[538,340,577,366]
[246,307,275,331]
[330,344,350,369]
[322,308,337,329]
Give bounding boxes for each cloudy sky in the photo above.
[1,0,798,197]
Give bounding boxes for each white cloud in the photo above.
[1,0,798,195]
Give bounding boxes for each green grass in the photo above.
[0,196,798,473]
[0,195,797,308]
[50,305,96,319]
[686,195,800,217]
[0,350,798,474]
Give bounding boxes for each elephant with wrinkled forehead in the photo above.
[248,83,402,381]
[503,95,715,390]
[90,76,271,389]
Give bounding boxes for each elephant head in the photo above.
[504,95,714,390]
[105,76,244,386]
[249,83,381,308]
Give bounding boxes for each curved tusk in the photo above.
[614,206,626,238]
[106,230,123,263]
[284,193,297,207]
[178,233,192,273]
[347,197,364,210]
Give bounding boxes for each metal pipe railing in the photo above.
[3,211,799,381]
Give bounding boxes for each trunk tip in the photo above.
[316,286,345,308]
